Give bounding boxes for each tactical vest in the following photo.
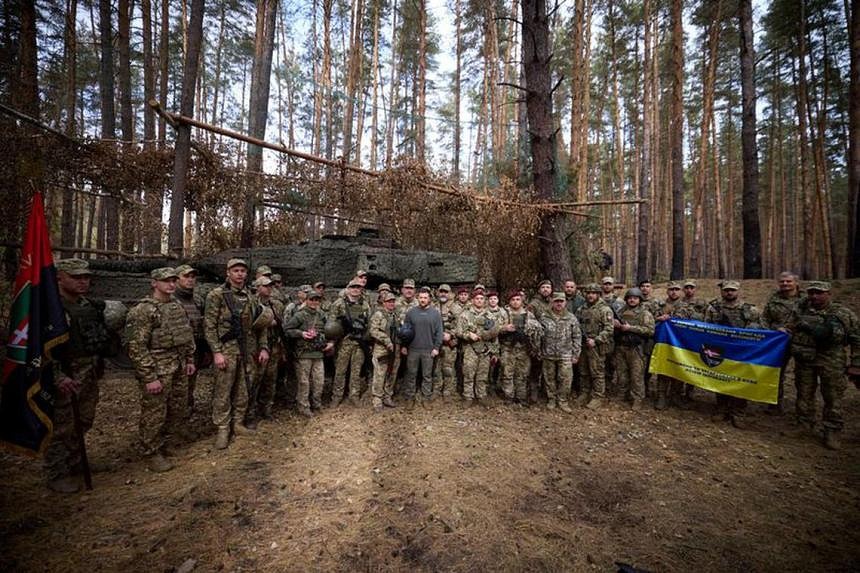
[140,299,195,350]
[709,301,757,328]
[66,297,111,358]
[175,287,204,338]
[616,306,650,347]
[578,300,611,339]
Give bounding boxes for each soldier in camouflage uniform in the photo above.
[613,288,656,411]
[539,292,582,412]
[45,258,112,493]
[249,276,285,423]
[126,268,196,473]
[499,291,537,404]
[486,291,509,394]
[205,258,270,449]
[313,281,332,314]
[637,280,661,399]
[563,280,586,315]
[785,281,860,449]
[330,280,371,406]
[432,284,459,398]
[284,291,334,416]
[174,264,206,416]
[456,291,501,405]
[601,276,624,313]
[528,280,553,320]
[368,292,399,410]
[653,281,695,410]
[395,278,419,319]
[705,280,761,429]
[761,272,803,414]
[681,280,708,320]
[575,284,614,409]
[450,286,471,389]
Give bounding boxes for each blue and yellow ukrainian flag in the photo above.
[648,319,790,404]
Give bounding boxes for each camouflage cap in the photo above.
[55,258,92,276]
[601,276,615,285]
[537,279,552,288]
[381,292,397,302]
[256,265,272,276]
[299,284,313,294]
[683,279,697,288]
[271,273,282,282]
[347,280,363,288]
[667,281,682,290]
[313,281,326,288]
[722,280,741,290]
[402,278,416,288]
[378,283,392,292]
[583,283,601,293]
[174,264,197,276]
[151,267,179,280]
[551,292,567,302]
[473,283,486,292]
[356,269,368,277]
[227,258,248,269]
[253,276,273,287]
[307,291,323,300]
[438,284,451,292]
[805,280,831,292]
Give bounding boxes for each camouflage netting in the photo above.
[1,120,544,290]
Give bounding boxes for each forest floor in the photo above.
[1,279,859,572]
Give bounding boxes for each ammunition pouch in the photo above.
[219,311,243,344]
[617,332,645,348]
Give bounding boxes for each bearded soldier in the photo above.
[368,292,399,410]
[613,288,655,411]
[205,258,270,450]
[174,264,206,415]
[528,280,553,320]
[330,279,371,406]
[126,268,196,473]
[575,284,614,409]
[499,291,537,404]
[539,292,582,412]
[433,284,459,398]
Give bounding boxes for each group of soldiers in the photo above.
[45,257,859,493]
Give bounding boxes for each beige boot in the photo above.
[214,427,230,450]
[146,452,174,473]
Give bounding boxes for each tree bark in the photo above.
[452,0,462,181]
[521,0,572,285]
[342,0,365,162]
[670,0,684,280]
[158,0,169,148]
[636,0,651,282]
[739,0,762,278]
[169,0,204,256]
[61,0,78,252]
[99,0,119,251]
[850,0,859,276]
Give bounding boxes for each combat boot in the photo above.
[47,476,80,494]
[298,406,314,418]
[558,401,573,414]
[575,393,591,407]
[348,395,361,407]
[261,405,274,420]
[546,399,556,411]
[824,429,841,450]
[233,422,256,436]
[146,452,174,473]
[214,428,230,450]
[655,394,668,411]
[383,397,396,408]
[585,397,603,410]
[630,399,644,412]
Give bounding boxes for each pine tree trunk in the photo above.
[342,0,364,162]
[370,0,380,169]
[158,0,169,147]
[670,0,685,280]
[385,0,399,167]
[61,0,78,251]
[416,0,427,162]
[99,0,119,251]
[849,0,860,276]
[452,0,462,181]
[739,0,762,278]
[636,0,651,282]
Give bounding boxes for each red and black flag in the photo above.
[0,192,69,455]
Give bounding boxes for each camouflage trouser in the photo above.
[500,345,531,401]
[715,393,748,419]
[212,350,249,430]
[795,357,847,430]
[542,358,573,405]
[614,346,646,401]
[371,352,396,406]
[579,344,607,398]
[657,375,686,403]
[332,338,365,401]
[295,357,324,409]
[139,354,188,455]
[253,345,283,416]
[44,358,99,480]
[462,345,492,400]
[432,345,457,397]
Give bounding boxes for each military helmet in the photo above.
[625,288,644,300]
[324,318,344,340]
[252,305,275,330]
[397,322,415,345]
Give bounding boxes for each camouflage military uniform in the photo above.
[45,296,110,482]
[204,284,269,431]
[330,296,371,403]
[705,297,761,421]
[683,296,708,321]
[126,296,195,455]
[368,306,399,407]
[539,308,582,408]
[528,295,552,320]
[456,306,500,402]
[655,298,694,407]
[565,293,586,316]
[787,297,860,434]
[762,289,803,411]
[486,305,509,392]
[499,308,537,402]
[284,306,328,410]
[576,298,614,401]
[254,295,286,418]
[613,304,655,403]
[175,285,206,411]
[433,298,459,397]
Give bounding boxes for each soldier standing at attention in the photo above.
[395,278,418,319]
[539,292,582,413]
[174,264,206,417]
[613,288,656,411]
[433,284,459,399]
[705,280,761,429]
[205,258,270,450]
[313,281,331,314]
[486,291,509,394]
[126,268,196,473]
[249,275,284,423]
[456,291,500,406]
[499,291,537,405]
[330,279,371,406]
[45,259,111,493]
[637,279,660,400]
[284,291,334,416]
[575,284,615,409]
[762,272,802,415]
[368,292,399,411]
[528,280,553,320]
[681,280,708,320]
[786,281,860,450]
[451,286,470,317]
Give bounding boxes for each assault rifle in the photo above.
[222,290,256,400]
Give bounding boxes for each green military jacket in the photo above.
[705,299,761,329]
[204,283,269,356]
[576,299,615,346]
[395,296,418,323]
[615,304,655,348]
[657,297,693,320]
[126,296,195,383]
[368,308,398,358]
[284,306,328,359]
[456,306,501,354]
[175,286,205,340]
[500,307,539,349]
[528,295,551,320]
[762,291,803,330]
[330,296,371,340]
[539,309,582,361]
[438,299,459,348]
[787,300,860,366]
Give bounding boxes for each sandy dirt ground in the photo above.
[1,279,859,572]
